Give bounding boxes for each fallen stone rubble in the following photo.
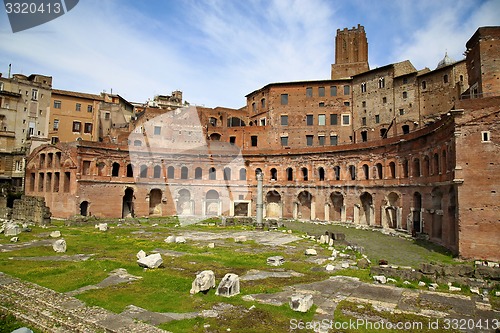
[0,272,168,333]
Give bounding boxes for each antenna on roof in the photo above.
[8,64,11,78]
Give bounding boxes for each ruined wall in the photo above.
[11,195,51,225]
[454,97,500,261]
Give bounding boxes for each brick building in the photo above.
[25,26,499,261]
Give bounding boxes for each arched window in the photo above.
[433,153,440,175]
[423,156,430,177]
[181,166,189,179]
[239,168,246,180]
[318,167,325,181]
[402,159,409,178]
[301,167,308,181]
[139,165,148,178]
[112,162,120,177]
[126,164,134,177]
[195,167,203,179]
[209,167,216,180]
[389,162,396,179]
[376,163,383,179]
[270,168,277,181]
[133,140,142,147]
[153,165,161,178]
[209,133,221,141]
[402,125,410,134]
[362,164,369,180]
[413,158,420,177]
[167,166,175,179]
[333,166,341,181]
[255,168,262,178]
[349,165,356,180]
[286,167,293,181]
[223,167,231,181]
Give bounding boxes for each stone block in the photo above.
[289,294,313,312]
[53,239,67,253]
[137,253,163,269]
[216,273,240,297]
[190,270,216,294]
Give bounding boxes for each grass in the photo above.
[282,220,458,267]
[0,217,467,332]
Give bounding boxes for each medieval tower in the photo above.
[331,24,370,79]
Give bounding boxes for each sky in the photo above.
[1,0,498,109]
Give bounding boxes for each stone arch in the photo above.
[177,189,193,215]
[112,162,120,177]
[375,163,383,179]
[333,166,341,180]
[149,189,162,215]
[362,164,369,180]
[181,166,189,179]
[167,166,175,179]
[80,201,89,216]
[286,167,293,181]
[301,167,308,181]
[205,189,220,216]
[239,168,246,180]
[224,167,231,181]
[122,187,135,218]
[357,192,374,225]
[195,167,203,180]
[209,167,217,180]
[384,192,401,229]
[296,191,313,220]
[423,155,430,177]
[329,191,344,222]
[388,161,396,179]
[209,133,221,141]
[126,164,134,177]
[318,167,325,181]
[270,168,278,181]
[265,190,282,218]
[139,164,148,178]
[153,165,162,178]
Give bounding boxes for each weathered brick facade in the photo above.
[24,26,499,261]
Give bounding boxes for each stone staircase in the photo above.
[0,272,169,333]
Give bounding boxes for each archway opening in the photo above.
[122,187,135,218]
[265,190,281,218]
[149,189,162,215]
[80,201,89,216]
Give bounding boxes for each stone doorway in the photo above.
[205,190,220,216]
[80,201,89,216]
[149,189,162,216]
[296,191,313,220]
[329,192,344,222]
[265,190,281,218]
[122,188,135,218]
[358,192,374,225]
[177,189,193,215]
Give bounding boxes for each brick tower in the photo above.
[331,24,370,79]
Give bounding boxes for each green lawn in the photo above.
[0,218,469,332]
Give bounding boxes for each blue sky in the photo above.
[1,0,498,108]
